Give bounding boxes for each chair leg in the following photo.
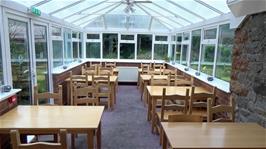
[71,133,76,149]
[159,127,163,145]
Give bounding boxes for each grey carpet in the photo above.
[73,85,161,149]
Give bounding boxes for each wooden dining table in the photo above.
[146,86,210,133]
[161,122,266,149]
[0,105,104,149]
[65,75,118,107]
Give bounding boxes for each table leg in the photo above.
[71,133,76,149]
[147,94,151,121]
[87,130,94,149]
[151,98,156,133]
[97,122,102,149]
[67,81,70,105]
[111,84,115,110]
[162,130,167,149]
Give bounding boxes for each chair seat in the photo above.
[156,111,184,121]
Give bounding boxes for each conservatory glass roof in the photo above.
[10,0,231,31]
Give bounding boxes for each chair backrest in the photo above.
[153,63,165,70]
[141,63,150,74]
[81,65,97,75]
[168,114,203,122]
[73,83,98,106]
[98,66,114,76]
[150,74,170,86]
[174,76,194,86]
[207,96,235,122]
[10,129,67,149]
[34,85,62,105]
[161,88,190,122]
[105,62,116,68]
[92,74,111,98]
[189,86,216,114]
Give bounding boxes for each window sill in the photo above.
[167,62,230,93]
[0,89,22,102]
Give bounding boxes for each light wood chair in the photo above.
[93,74,113,110]
[81,65,97,75]
[207,96,235,122]
[150,74,170,86]
[189,86,216,119]
[140,63,151,74]
[90,61,102,67]
[73,83,99,106]
[153,62,165,70]
[98,66,114,76]
[105,62,116,68]
[10,129,67,149]
[174,76,194,86]
[168,114,203,122]
[34,85,62,105]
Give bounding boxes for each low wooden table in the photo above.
[0,106,104,149]
[65,75,118,108]
[161,122,266,149]
[146,86,210,133]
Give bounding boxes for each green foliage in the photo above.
[138,49,151,59]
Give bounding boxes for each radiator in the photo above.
[117,67,138,82]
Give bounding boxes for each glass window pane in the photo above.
[204,28,217,39]
[121,35,134,40]
[86,42,100,58]
[87,34,100,39]
[190,29,201,70]
[103,33,118,59]
[175,44,181,63]
[64,29,72,64]
[120,43,135,59]
[201,45,215,75]
[155,36,168,41]
[52,27,61,36]
[0,36,3,85]
[177,34,182,42]
[181,45,188,65]
[137,34,152,59]
[73,42,78,59]
[37,0,75,14]
[72,32,77,39]
[171,44,175,61]
[183,32,190,41]
[79,42,82,58]
[154,44,168,60]
[216,24,234,82]
[53,40,63,68]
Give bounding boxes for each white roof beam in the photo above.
[194,0,224,15]
[103,15,107,29]
[166,0,206,20]
[72,2,119,24]
[31,0,52,7]
[150,1,192,24]
[135,4,173,31]
[63,0,109,20]
[49,0,85,15]
[80,3,122,27]
[140,4,184,27]
[148,17,153,30]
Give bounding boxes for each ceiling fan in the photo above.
[122,0,152,13]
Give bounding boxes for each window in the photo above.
[121,35,134,40]
[103,33,118,59]
[154,44,168,60]
[72,32,82,60]
[0,36,3,85]
[87,34,100,39]
[190,30,201,70]
[204,28,217,39]
[72,32,77,38]
[216,24,234,82]
[170,44,175,61]
[175,45,181,63]
[64,29,72,64]
[137,34,152,59]
[181,45,189,65]
[177,34,182,42]
[155,35,168,41]
[72,42,79,59]
[86,42,100,58]
[52,27,61,36]
[200,45,215,75]
[120,43,135,59]
[53,40,63,67]
[183,32,190,41]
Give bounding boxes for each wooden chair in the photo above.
[81,65,97,75]
[98,66,114,76]
[73,83,99,106]
[90,61,102,67]
[69,71,89,105]
[105,62,116,68]
[93,74,113,110]
[168,114,203,122]
[189,86,216,119]
[34,85,62,105]
[153,63,165,70]
[174,76,194,86]
[207,96,235,122]
[150,74,170,86]
[10,129,67,149]
[140,63,150,74]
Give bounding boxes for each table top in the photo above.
[161,122,266,148]
[65,75,118,82]
[0,106,104,133]
[140,75,168,81]
[147,86,209,97]
[138,68,173,73]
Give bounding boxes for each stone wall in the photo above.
[231,12,266,127]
